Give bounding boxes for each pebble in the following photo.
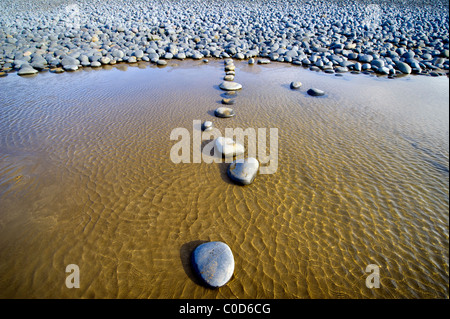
[90,61,101,68]
[227,157,260,185]
[17,66,38,75]
[191,241,234,288]
[395,61,412,74]
[63,65,79,71]
[224,74,234,81]
[219,81,242,91]
[0,0,447,78]
[201,121,213,131]
[257,59,271,64]
[214,137,244,157]
[290,81,302,89]
[214,107,236,118]
[224,64,235,72]
[221,98,235,105]
[307,88,325,96]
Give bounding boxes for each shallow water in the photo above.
[0,60,448,298]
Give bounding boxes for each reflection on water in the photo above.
[0,60,448,298]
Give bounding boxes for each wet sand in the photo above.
[0,60,448,298]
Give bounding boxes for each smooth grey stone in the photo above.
[307,88,325,96]
[63,64,79,71]
[201,121,213,131]
[224,64,235,72]
[362,63,372,70]
[192,52,204,59]
[219,81,242,91]
[30,62,46,70]
[359,54,373,63]
[248,58,255,64]
[221,98,235,105]
[112,50,124,59]
[90,61,101,67]
[133,50,144,58]
[191,241,234,288]
[17,66,38,75]
[378,66,390,74]
[100,57,111,64]
[395,61,412,74]
[371,59,385,68]
[224,74,234,81]
[157,60,167,66]
[228,157,260,185]
[335,66,349,73]
[174,52,186,60]
[128,56,137,63]
[257,58,270,64]
[290,81,302,89]
[214,137,244,157]
[214,107,236,118]
[61,56,80,66]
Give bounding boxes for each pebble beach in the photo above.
[0,0,449,77]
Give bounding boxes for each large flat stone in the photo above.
[191,241,235,288]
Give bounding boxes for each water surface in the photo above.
[0,61,448,298]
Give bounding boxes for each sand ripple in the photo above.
[0,61,448,298]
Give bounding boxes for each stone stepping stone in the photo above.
[214,107,235,118]
[225,64,235,72]
[219,81,242,91]
[307,88,325,96]
[223,91,237,97]
[215,137,244,158]
[290,81,302,89]
[201,121,213,131]
[224,74,234,81]
[191,241,235,288]
[221,98,235,105]
[227,157,260,185]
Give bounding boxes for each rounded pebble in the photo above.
[191,241,234,288]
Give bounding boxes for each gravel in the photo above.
[0,0,448,77]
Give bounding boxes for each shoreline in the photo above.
[1,0,449,78]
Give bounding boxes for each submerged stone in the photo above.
[219,81,242,91]
[214,106,236,118]
[227,157,260,185]
[191,241,235,288]
[215,137,244,157]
